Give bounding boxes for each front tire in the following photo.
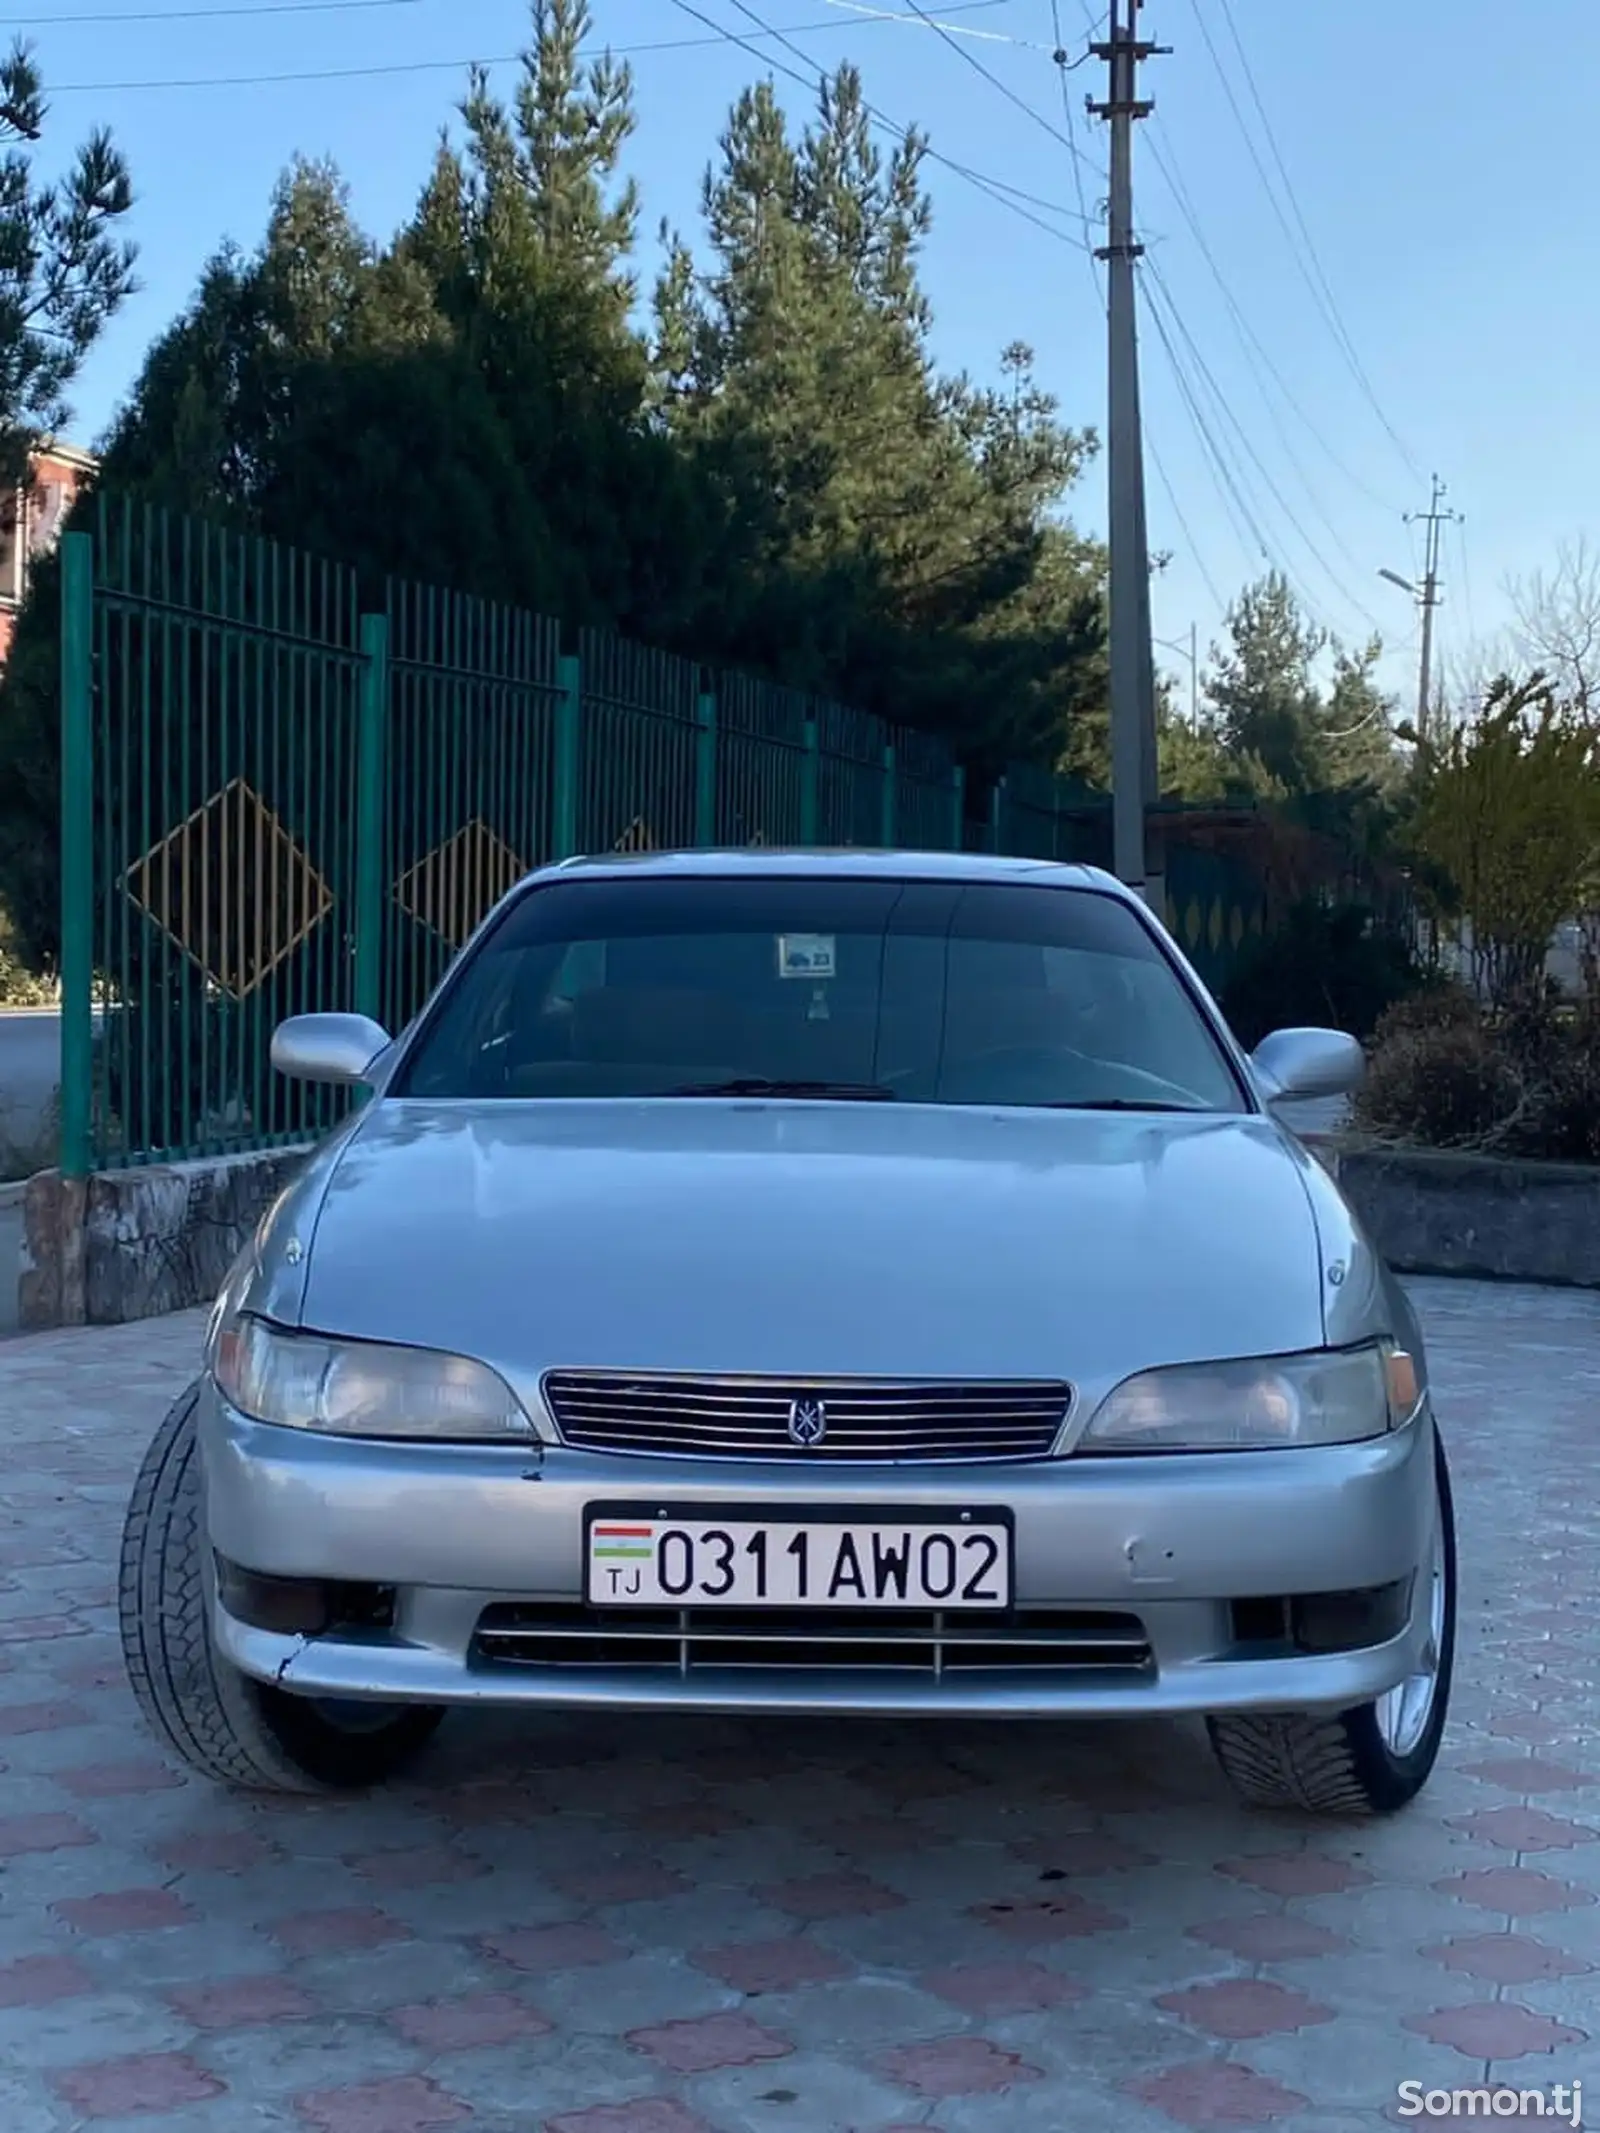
[1206,1426,1456,1816]
[119,1382,445,1794]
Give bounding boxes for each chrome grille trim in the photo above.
[473,1603,1152,1677]
[541,1373,1073,1464]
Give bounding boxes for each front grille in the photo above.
[473,1603,1151,1676]
[541,1373,1072,1464]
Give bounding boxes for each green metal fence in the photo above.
[381,580,566,1034]
[64,505,370,1173]
[59,505,989,1173]
[58,502,1325,1175]
[1163,841,1271,993]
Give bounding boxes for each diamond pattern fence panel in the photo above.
[1163,841,1270,996]
[85,500,366,1169]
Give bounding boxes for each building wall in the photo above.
[0,444,96,668]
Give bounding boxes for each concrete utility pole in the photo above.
[1090,0,1168,915]
[1381,476,1460,746]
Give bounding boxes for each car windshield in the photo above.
[394,874,1248,1113]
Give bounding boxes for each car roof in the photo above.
[533,848,1128,894]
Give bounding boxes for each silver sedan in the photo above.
[120,851,1455,1814]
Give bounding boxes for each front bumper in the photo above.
[199,1382,1439,1719]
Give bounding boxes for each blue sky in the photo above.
[39,0,1600,711]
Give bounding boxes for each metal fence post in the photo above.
[800,719,820,845]
[881,743,897,847]
[58,532,94,1180]
[695,687,717,846]
[554,652,582,859]
[353,613,388,1023]
[951,763,966,851]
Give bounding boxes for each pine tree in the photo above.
[657,65,1105,762]
[1323,638,1400,792]
[0,39,136,485]
[1202,573,1401,801]
[1204,572,1331,796]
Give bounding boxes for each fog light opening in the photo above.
[1289,1579,1411,1654]
[214,1558,396,1638]
[1227,1581,1411,1657]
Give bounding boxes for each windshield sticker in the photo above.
[776,934,836,980]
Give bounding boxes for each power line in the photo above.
[21,0,420,21]
[44,0,1054,103]
[891,2,1229,650]
[1144,274,1277,585]
[667,0,1099,249]
[821,0,1052,49]
[895,5,1227,718]
[1143,125,1401,518]
[1142,255,1384,636]
[865,0,1233,643]
[1051,0,1103,295]
[1141,138,1397,597]
[49,2,1099,247]
[895,0,1101,180]
[1069,0,1374,646]
[1213,0,1424,488]
[1143,263,1346,637]
[28,0,1011,19]
[889,0,1107,285]
[1186,0,1425,486]
[1145,431,1226,614]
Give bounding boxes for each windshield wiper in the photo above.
[661,1077,897,1101]
[1040,1098,1209,1113]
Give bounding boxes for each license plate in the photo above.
[585,1506,1013,1610]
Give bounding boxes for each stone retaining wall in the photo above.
[1309,1141,1600,1289]
[19,1146,309,1330]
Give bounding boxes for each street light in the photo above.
[1152,624,1198,729]
[1378,568,1416,596]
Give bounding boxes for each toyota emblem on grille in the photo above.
[787,1396,828,1449]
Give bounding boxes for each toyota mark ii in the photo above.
[120,851,1455,1814]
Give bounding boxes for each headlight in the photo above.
[212,1314,530,1440]
[1078,1344,1419,1452]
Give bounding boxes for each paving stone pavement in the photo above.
[0,1279,1596,2132]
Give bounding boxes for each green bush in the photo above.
[0,943,55,1006]
[1219,898,1428,1050]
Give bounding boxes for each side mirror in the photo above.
[1249,1026,1364,1104]
[270,1013,392,1086]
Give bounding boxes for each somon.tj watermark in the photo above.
[1398,2083,1583,2127]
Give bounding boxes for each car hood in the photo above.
[290,1099,1333,1401]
